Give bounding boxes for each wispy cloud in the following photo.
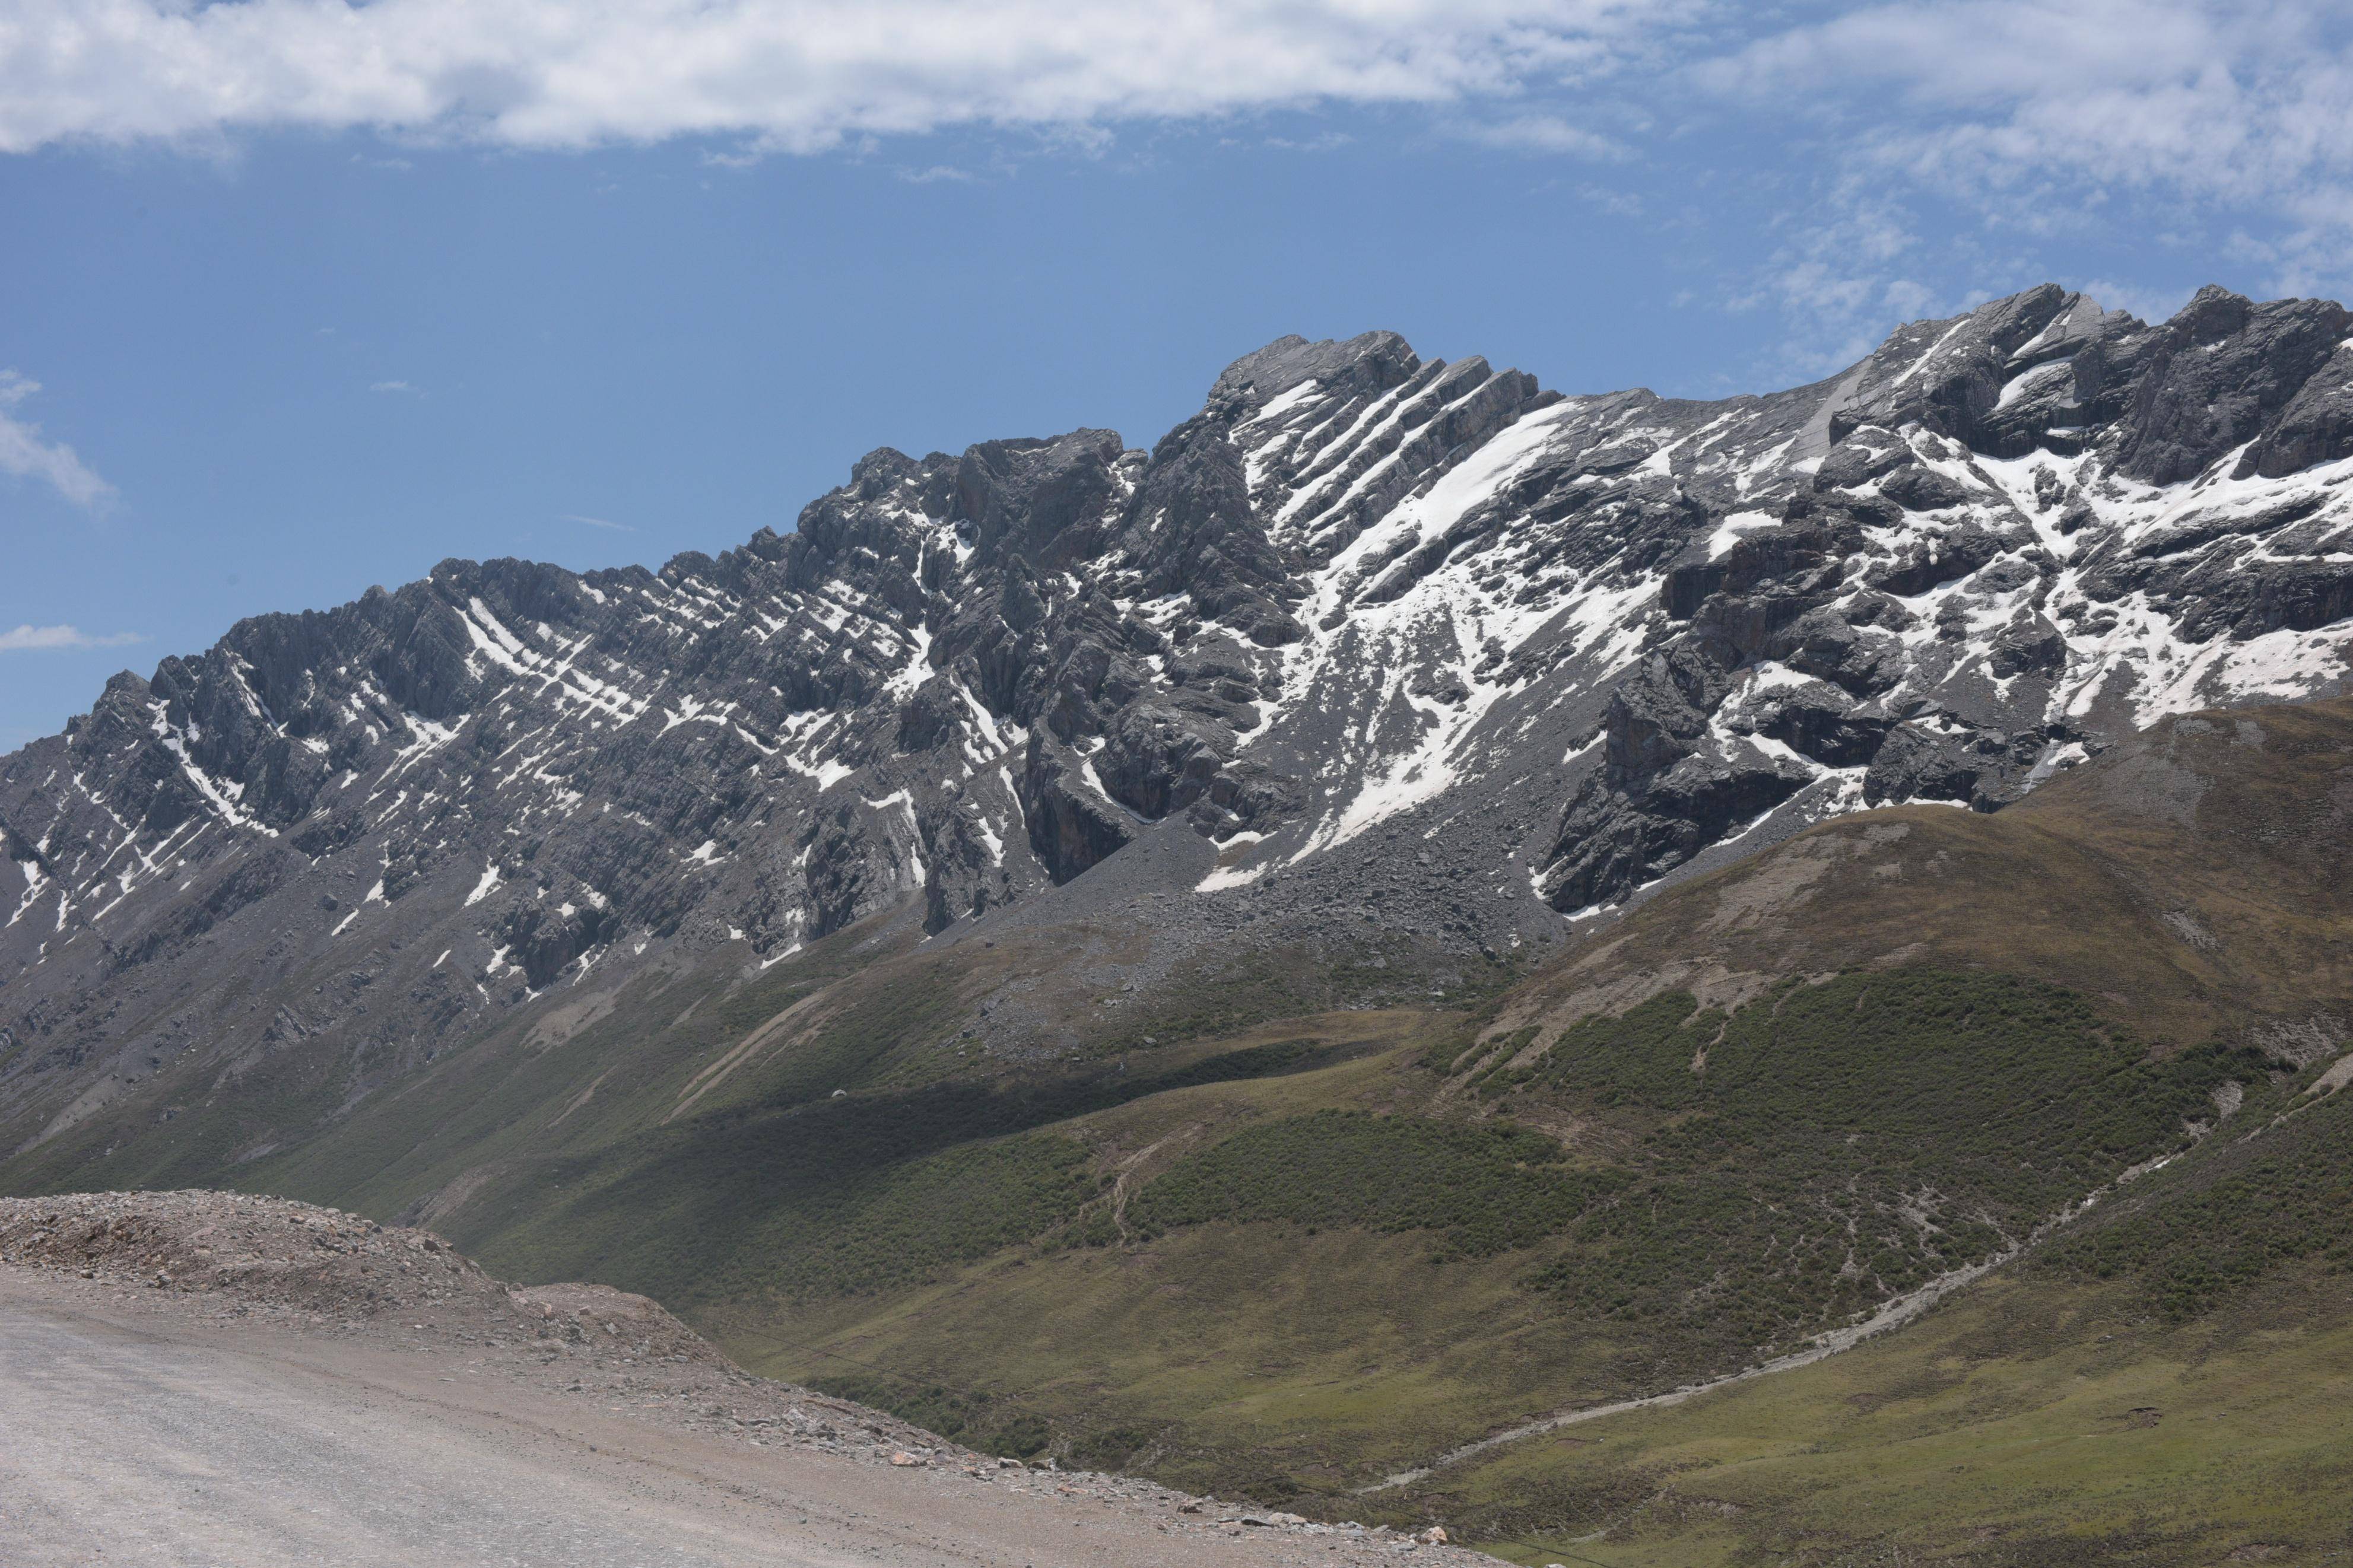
[0,371,114,510]
[1706,0,2349,207]
[2072,275,2198,326]
[1262,131,1355,153]
[369,379,417,394]
[0,1,1679,156]
[1461,113,1628,160]
[0,624,144,652]
[1702,1,2353,297]
[563,513,633,532]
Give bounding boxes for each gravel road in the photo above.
[0,1266,1467,1567]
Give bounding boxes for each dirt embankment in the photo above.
[0,1189,970,1459]
[2,1188,715,1346]
[0,1191,1487,1566]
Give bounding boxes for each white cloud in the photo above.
[369,380,416,393]
[1717,184,1946,374]
[1674,2,2353,374]
[1704,3,2353,264]
[0,371,114,510]
[6,2,2342,278]
[562,513,633,532]
[0,624,145,652]
[1462,113,1628,160]
[8,1,2353,380]
[0,0,1681,155]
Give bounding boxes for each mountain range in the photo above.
[7,281,2353,1564]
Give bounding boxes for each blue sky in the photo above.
[5,0,2352,747]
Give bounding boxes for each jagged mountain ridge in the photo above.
[6,281,2353,1153]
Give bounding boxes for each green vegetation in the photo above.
[1409,1265,2353,1567]
[707,966,2303,1513]
[1472,971,2252,1357]
[374,960,2307,1516]
[456,1031,1396,1307]
[1529,971,2243,1188]
[417,1099,1108,1308]
[1129,1110,1624,1258]
[795,1137,1095,1297]
[2044,1073,2353,1320]
[730,1208,1618,1499]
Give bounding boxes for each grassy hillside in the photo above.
[1425,1265,2353,1567]
[679,963,2306,1509]
[1390,1044,2353,1564]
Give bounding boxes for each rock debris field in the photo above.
[0,1189,1493,1567]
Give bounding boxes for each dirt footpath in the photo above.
[0,1250,1486,1566]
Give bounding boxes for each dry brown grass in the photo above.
[1497,699,2353,1057]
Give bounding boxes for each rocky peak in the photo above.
[1207,329,1421,418]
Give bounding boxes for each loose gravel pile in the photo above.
[3,1189,522,1322]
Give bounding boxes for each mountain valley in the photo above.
[8,282,2353,1564]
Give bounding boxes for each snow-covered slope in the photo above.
[6,282,2353,1150]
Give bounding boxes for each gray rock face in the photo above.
[8,283,2353,1153]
